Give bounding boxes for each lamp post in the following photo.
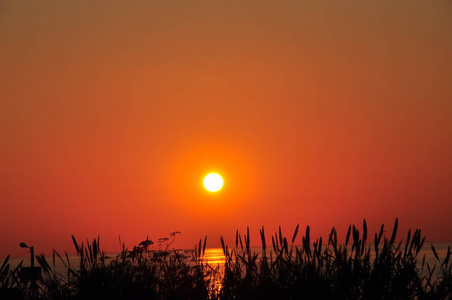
[19,242,34,268]
[19,241,41,289]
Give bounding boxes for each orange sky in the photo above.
[1,0,451,257]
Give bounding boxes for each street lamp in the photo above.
[19,242,35,268]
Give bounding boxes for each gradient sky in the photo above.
[1,0,451,257]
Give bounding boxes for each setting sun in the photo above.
[203,173,223,192]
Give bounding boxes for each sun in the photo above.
[203,173,223,192]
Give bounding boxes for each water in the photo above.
[5,249,227,275]
[204,242,452,271]
[203,248,226,266]
[5,242,451,277]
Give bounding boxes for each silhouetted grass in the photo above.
[1,220,451,299]
[219,219,452,300]
[1,232,219,300]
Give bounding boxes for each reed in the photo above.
[219,219,452,300]
[1,220,451,299]
[1,232,218,299]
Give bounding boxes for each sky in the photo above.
[1,0,451,257]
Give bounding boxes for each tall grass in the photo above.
[1,220,451,299]
[0,232,219,300]
[219,219,452,299]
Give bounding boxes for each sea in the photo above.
[4,242,451,278]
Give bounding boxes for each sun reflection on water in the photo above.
[201,248,226,297]
[203,248,226,266]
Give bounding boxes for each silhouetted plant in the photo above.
[1,221,451,299]
[219,219,452,300]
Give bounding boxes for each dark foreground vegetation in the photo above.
[1,219,451,299]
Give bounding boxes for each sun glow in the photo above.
[203,173,223,192]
